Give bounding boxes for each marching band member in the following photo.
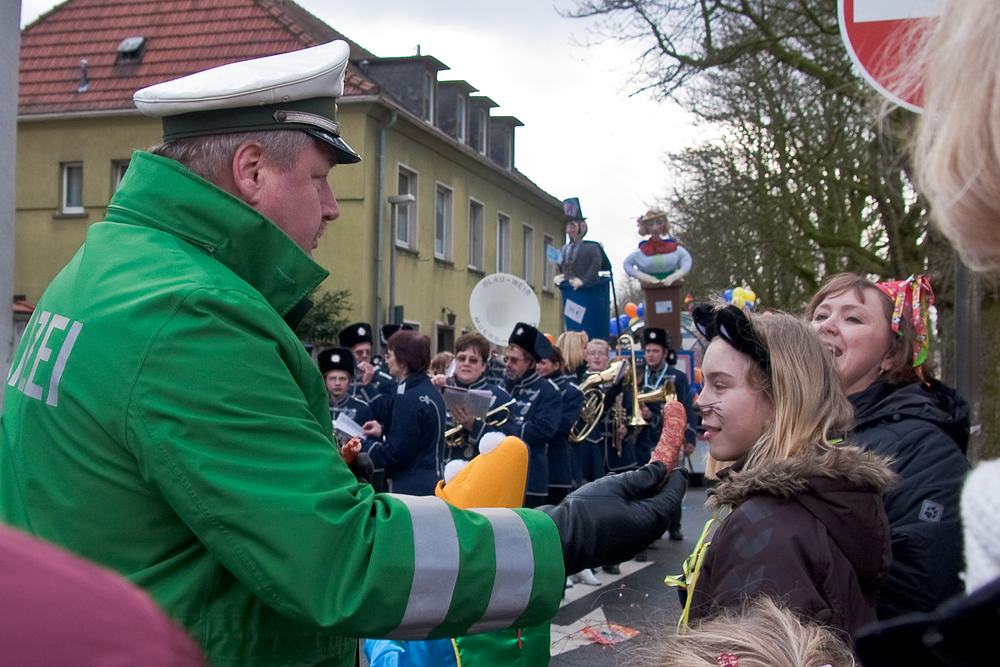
[494,323,562,508]
[362,330,446,496]
[431,333,512,461]
[317,347,374,443]
[338,322,395,422]
[635,327,695,542]
[536,345,583,505]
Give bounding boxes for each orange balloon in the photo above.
[544,333,556,344]
[625,302,638,318]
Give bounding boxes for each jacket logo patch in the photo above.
[919,500,944,523]
[6,310,84,408]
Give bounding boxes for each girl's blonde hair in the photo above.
[555,331,589,373]
[628,597,855,667]
[914,0,1000,272]
[705,311,853,474]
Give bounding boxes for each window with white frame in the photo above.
[478,109,488,154]
[424,73,435,123]
[61,162,84,214]
[521,224,535,286]
[112,159,130,193]
[497,213,511,273]
[468,199,484,270]
[542,234,555,291]
[396,166,418,249]
[456,95,467,143]
[434,183,453,260]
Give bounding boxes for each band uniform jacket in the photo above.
[366,372,447,496]
[0,151,563,667]
[444,376,511,461]
[500,370,561,498]
[689,445,896,637]
[546,371,584,490]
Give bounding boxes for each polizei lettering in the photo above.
[6,310,84,407]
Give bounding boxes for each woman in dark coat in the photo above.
[362,330,447,496]
[686,306,895,638]
[807,273,970,619]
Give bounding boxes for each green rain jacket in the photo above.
[1,152,563,667]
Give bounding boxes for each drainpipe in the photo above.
[374,108,397,355]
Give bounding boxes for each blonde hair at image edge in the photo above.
[702,311,852,479]
[913,0,1000,272]
[626,597,855,667]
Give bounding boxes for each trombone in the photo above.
[444,399,516,448]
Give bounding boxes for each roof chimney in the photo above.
[76,59,89,93]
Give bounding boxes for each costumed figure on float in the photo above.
[555,197,611,341]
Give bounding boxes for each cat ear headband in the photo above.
[692,304,771,376]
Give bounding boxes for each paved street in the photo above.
[550,483,712,666]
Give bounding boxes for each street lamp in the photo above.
[387,194,415,327]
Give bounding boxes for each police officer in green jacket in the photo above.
[0,41,686,667]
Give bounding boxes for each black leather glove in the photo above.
[349,452,375,485]
[539,463,688,574]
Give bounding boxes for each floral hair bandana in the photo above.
[876,275,934,367]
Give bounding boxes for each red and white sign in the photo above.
[838,0,941,112]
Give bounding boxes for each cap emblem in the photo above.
[273,110,341,137]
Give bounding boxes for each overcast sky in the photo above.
[19,0,697,276]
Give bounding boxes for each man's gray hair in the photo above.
[148,130,314,183]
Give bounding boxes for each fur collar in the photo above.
[709,445,897,509]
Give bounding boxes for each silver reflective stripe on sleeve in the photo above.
[386,495,460,639]
[465,507,535,634]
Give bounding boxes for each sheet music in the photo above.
[332,413,364,438]
[442,386,494,419]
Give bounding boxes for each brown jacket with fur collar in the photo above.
[689,445,897,637]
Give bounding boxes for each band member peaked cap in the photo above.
[338,323,373,349]
[642,327,672,350]
[133,41,361,165]
[508,322,552,362]
[317,347,356,377]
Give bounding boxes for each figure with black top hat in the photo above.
[488,323,562,508]
[338,322,396,422]
[535,344,584,506]
[317,346,374,442]
[0,41,689,667]
[634,327,696,543]
[554,198,612,340]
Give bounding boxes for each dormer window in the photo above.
[423,72,435,123]
[477,109,488,155]
[456,95,467,143]
[115,36,146,64]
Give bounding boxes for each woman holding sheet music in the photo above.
[361,330,447,496]
[430,333,512,461]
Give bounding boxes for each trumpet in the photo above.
[444,399,516,448]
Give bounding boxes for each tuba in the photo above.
[568,358,627,442]
[444,399,516,448]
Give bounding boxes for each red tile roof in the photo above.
[19,0,379,116]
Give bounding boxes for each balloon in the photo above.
[745,288,756,303]
[625,302,638,318]
[544,333,555,344]
[733,287,746,300]
[618,314,630,329]
[629,316,640,326]
[746,301,755,311]
[637,302,644,317]
[731,295,746,309]
[723,288,733,302]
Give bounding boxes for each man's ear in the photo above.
[231,141,266,205]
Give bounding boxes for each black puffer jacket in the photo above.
[850,379,971,619]
[690,446,897,637]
